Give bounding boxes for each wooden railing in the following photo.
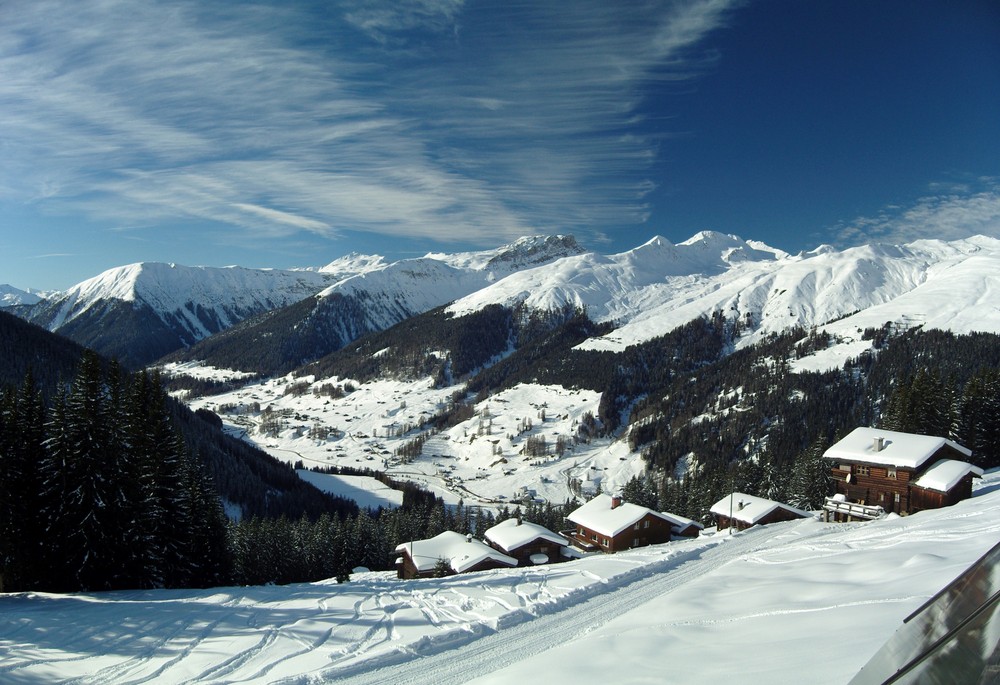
[823,497,885,520]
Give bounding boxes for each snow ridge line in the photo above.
[316,525,791,685]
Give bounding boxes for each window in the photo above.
[634,522,640,530]
[888,468,897,480]
[633,538,639,547]
[591,533,598,541]
[857,466,871,476]
[894,493,901,503]
[644,520,650,529]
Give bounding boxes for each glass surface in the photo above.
[850,542,1000,685]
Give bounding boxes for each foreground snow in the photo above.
[3,474,999,684]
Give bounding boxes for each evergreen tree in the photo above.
[41,351,124,591]
[787,438,831,510]
[621,474,658,510]
[0,372,47,592]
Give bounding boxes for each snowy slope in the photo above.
[30,262,342,338]
[312,235,584,332]
[448,233,1000,357]
[188,375,632,509]
[0,283,43,307]
[3,472,997,684]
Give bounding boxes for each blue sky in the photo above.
[1,0,998,291]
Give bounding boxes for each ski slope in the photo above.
[2,473,998,684]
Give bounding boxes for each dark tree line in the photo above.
[0,352,229,593]
[226,481,580,586]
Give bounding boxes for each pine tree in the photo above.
[787,438,831,510]
[621,474,658,510]
[0,372,47,592]
[41,351,124,591]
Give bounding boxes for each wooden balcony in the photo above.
[823,496,885,521]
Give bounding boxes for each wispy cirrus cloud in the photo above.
[0,0,737,250]
[834,179,1000,246]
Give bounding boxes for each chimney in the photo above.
[466,533,472,543]
[611,495,622,509]
[737,500,746,511]
[873,436,885,452]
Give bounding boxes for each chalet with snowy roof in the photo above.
[394,531,517,580]
[659,511,704,538]
[710,492,811,531]
[483,518,568,566]
[823,427,982,521]
[565,493,673,553]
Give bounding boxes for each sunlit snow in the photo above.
[3,472,997,684]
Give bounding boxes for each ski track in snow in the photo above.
[321,525,789,685]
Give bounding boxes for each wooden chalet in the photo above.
[394,531,517,580]
[483,518,568,566]
[565,493,673,553]
[823,427,983,521]
[659,511,704,538]
[710,492,811,531]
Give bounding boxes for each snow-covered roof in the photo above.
[823,427,971,470]
[484,518,566,553]
[913,459,984,493]
[567,494,673,537]
[659,511,704,533]
[709,492,811,525]
[395,531,517,574]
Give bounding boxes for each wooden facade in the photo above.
[829,463,915,515]
[825,429,980,521]
[714,506,805,532]
[909,473,977,514]
[568,511,672,553]
[395,552,514,580]
[486,535,565,566]
[394,531,518,579]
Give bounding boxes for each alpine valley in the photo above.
[4,231,1000,683]
[7,231,1000,513]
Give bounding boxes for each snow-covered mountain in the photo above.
[448,232,1000,354]
[20,235,583,369]
[312,235,584,332]
[22,262,349,366]
[0,284,44,307]
[20,230,1000,371]
[163,235,585,375]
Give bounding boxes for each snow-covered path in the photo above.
[330,524,791,685]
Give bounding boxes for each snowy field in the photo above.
[184,374,641,510]
[3,473,998,684]
[296,470,404,510]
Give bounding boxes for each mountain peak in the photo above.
[485,235,583,270]
[0,284,44,307]
[678,230,745,248]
